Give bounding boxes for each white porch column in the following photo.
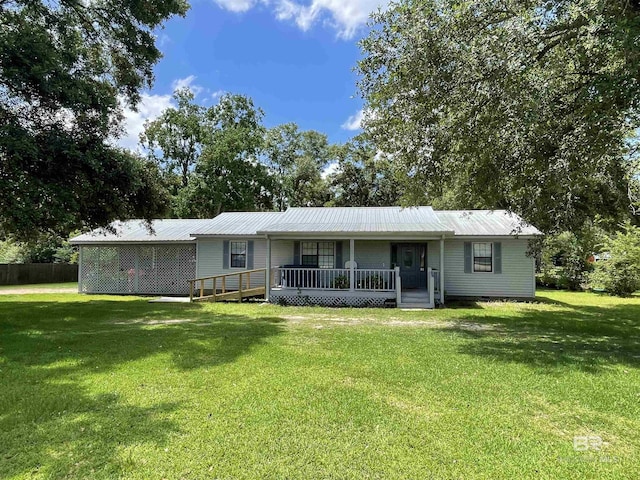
[439,236,445,305]
[349,238,355,292]
[265,236,271,301]
[78,246,83,293]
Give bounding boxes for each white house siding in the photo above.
[195,237,535,298]
[271,240,295,267]
[353,241,390,268]
[427,240,440,271]
[196,238,267,289]
[443,238,535,298]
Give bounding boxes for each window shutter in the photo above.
[223,240,229,269]
[247,240,254,270]
[464,242,472,274]
[494,242,502,274]
[335,241,343,268]
[293,241,300,266]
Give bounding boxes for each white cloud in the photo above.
[322,161,340,179]
[211,89,225,100]
[212,0,259,12]
[171,75,204,96]
[276,0,386,38]
[118,93,175,150]
[341,108,365,131]
[212,0,387,39]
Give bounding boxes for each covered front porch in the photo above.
[265,237,445,308]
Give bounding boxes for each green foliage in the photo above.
[328,134,402,207]
[141,88,206,188]
[174,94,272,217]
[537,223,603,290]
[591,222,640,296]
[0,0,187,239]
[0,234,79,264]
[537,233,589,290]
[332,275,349,289]
[358,0,639,233]
[264,124,332,210]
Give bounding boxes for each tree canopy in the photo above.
[0,0,188,239]
[141,88,205,188]
[328,134,402,207]
[264,124,332,210]
[358,0,640,233]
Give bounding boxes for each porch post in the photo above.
[439,235,445,305]
[265,236,271,301]
[349,238,355,292]
[78,246,83,293]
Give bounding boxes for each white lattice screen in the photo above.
[270,292,391,308]
[80,244,196,295]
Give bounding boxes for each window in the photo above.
[301,242,334,268]
[473,242,493,272]
[230,241,247,268]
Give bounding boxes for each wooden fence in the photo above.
[0,263,78,286]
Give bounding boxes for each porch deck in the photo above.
[269,266,438,308]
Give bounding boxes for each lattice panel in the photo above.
[80,244,196,295]
[270,293,390,308]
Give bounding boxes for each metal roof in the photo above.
[190,212,284,236]
[434,210,541,236]
[70,219,213,244]
[257,206,453,234]
[71,208,541,243]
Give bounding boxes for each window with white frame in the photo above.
[473,242,493,272]
[301,242,334,268]
[230,241,247,268]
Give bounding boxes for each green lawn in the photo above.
[0,282,77,291]
[0,290,638,479]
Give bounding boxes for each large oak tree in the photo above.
[358,0,640,233]
[0,0,188,238]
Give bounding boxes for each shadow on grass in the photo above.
[0,298,285,478]
[438,295,640,373]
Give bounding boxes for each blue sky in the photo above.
[120,0,387,149]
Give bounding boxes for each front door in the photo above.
[398,244,420,289]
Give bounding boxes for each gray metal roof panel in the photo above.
[190,212,284,236]
[434,210,541,236]
[258,206,453,234]
[70,219,213,244]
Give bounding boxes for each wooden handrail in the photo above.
[189,268,266,302]
[188,268,267,283]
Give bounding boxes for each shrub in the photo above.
[590,222,640,296]
[538,231,596,290]
[332,275,349,289]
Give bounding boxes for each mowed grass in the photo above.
[0,282,77,291]
[0,290,638,479]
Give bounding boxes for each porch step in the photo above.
[399,303,433,309]
[401,291,429,301]
[400,290,433,309]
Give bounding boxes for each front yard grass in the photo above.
[0,289,638,478]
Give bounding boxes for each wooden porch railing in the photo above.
[189,268,266,302]
[355,268,396,291]
[271,267,397,292]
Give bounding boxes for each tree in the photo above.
[0,0,188,239]
[264,124,331,209]
[537,222,604,290]
[590,222,640,296]
[175,94,272,217]
[329,135,402,207]
[141,88,205,188]
[358,0,639,233]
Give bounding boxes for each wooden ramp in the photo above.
[188,269,266,303]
